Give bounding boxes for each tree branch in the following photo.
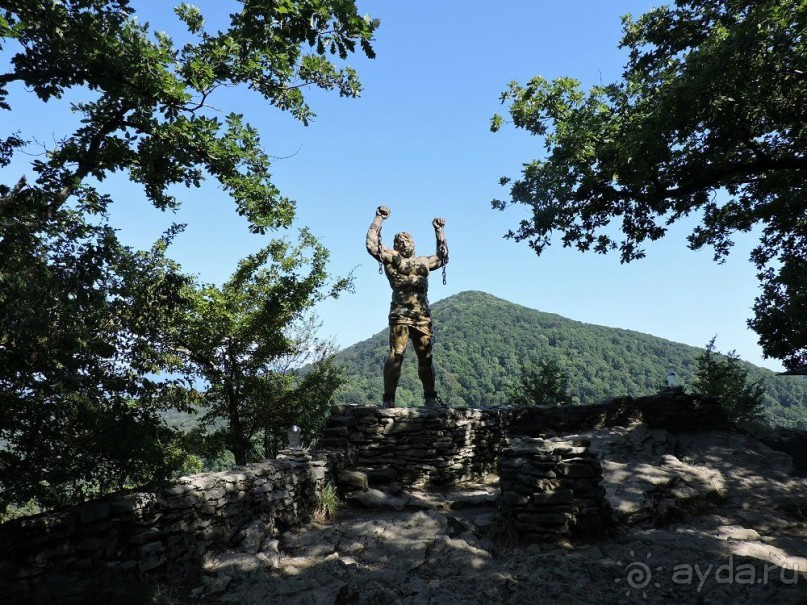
[54,103,131,207]
[655,156,807,201]
[173,341,223,380]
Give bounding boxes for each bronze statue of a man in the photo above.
[366,205,448,408]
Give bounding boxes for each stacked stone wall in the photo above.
[320,406,511,486]
[497,437,610,539]
[0,453,342,605]
[510,390,728,437]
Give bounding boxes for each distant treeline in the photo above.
[333,291,807,428]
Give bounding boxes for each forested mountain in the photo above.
[333,291,807,428]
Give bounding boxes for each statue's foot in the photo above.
[424,392,447,408]
[382,393,396,408]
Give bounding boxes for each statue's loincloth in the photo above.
[386,271,432,336]
[388,302,432,336]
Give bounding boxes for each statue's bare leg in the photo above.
[383,324,410,406]
[412,329,439,403]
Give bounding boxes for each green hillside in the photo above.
[333,291,807,428]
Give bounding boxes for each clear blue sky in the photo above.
[0,1,783,371]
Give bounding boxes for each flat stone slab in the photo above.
[345,488,405,511]
[401,484,498,511]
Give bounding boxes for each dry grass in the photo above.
[314,482,341,523]
[487,512,519,549]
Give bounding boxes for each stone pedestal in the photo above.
[497,436,610,540]
[320,406,511,487]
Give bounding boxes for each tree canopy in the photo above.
[509,359,576,407]
[0,212,194,509]
[692,337,765,425]
[491,0,806,371]
[0,0,377,229]
[0,0,377,510]
[174,230,349,465]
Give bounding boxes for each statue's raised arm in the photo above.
[366,205,394,264]
[426,216,448,271]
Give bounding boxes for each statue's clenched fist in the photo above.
[432,217,445,229]
[376,205,391,219]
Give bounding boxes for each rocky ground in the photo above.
[172,425,807,605]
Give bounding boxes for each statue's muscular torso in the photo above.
[385,255,432,334]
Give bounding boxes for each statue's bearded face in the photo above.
[394,232,415,258]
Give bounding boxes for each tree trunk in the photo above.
[226,386,247,466]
